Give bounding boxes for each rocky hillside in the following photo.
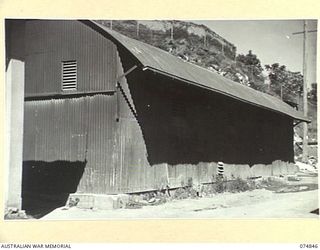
[96,20,262,87]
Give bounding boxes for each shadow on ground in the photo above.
[22,160,86,218]
[310,208,319,215]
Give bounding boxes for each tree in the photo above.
[265,63,303,102]
[236,50,265,91]
[308,83,317,104]
[236,50,263,74]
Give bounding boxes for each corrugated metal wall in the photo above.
[24,98,87,162]
[24,94,119,194]
[167,162,217,188]
[25,20,117,96]
[23,84,168,194]
[114,52,168,193]
[77,94,118,193]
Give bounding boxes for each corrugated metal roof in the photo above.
[84,20,309,122]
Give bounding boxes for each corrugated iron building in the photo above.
[6,19,309,213]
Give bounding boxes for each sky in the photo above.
[194,20,317,87]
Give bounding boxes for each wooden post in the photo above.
[302,20,308,162]
[136,21,139,38]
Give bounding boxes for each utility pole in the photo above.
[110,20,113,30]
[136,21,139,38]
[290,21,317,162]
[170,21,174,41]
[302,20,308,162]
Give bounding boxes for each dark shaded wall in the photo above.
[126,70,294,166]
[22,160,86,218]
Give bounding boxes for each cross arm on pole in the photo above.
[292,30,317,35]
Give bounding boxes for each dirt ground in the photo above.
[41,175,319,220]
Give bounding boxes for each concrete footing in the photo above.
[68,193,130,210]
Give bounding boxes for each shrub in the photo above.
[173,187,189,199]
[214,176,226,193]
[227,177,250,193]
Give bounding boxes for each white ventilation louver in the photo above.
[62,60,77,91]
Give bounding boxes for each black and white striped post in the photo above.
[217,162,224,177]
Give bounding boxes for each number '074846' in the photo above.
[300,244,318,248]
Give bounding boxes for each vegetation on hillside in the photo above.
[265,63,303,103]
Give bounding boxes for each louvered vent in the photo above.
[62,60,77,91]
